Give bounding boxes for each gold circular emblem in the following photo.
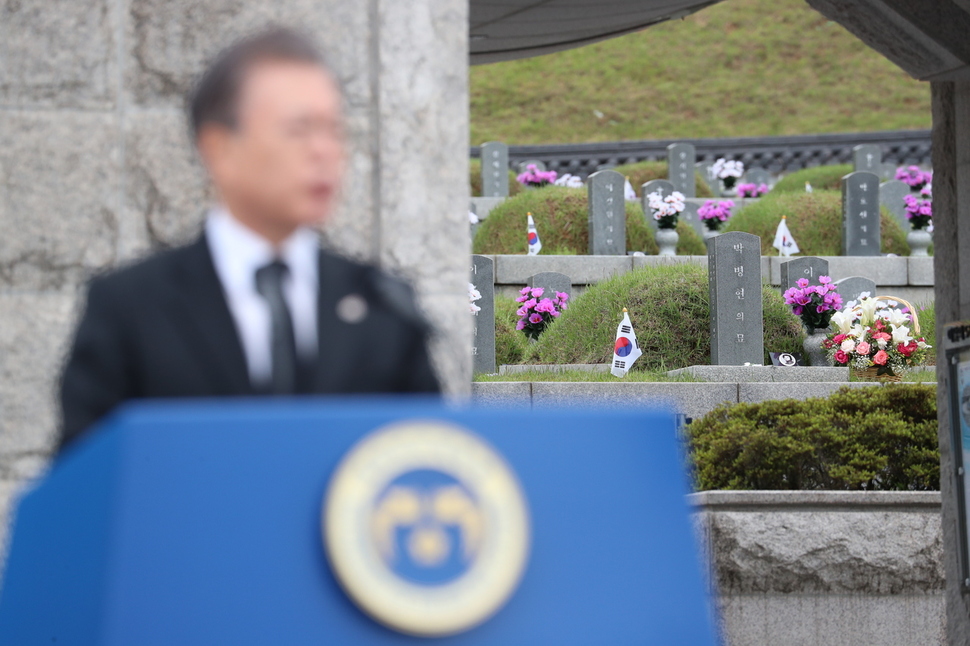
[323,420,530,637]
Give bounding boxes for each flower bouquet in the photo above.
[697,199,735,232]
[737,182,768,198]
[783,276,842,332]
[903,191,932,230]
[895,165,932,192]
[824,295,931,380]
[515,287,569,340]
[516,164,558,188]
[711,158,744,194]
[646,190,686,229]
[468,282,482,314]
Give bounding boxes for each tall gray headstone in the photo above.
[588,169,626,255]
[471,255,496,374]
[880,179,911,232]
[528,272,572,300]
[641,179,675,231]
[480,141,509,198]
[668,143,696,198]
[834,276,877,304]
[743,168,772,190]
[842,171,881,256]
[708,232,764,365]
[780,257,830,291]
[852,144,882,174]
[697,161,720,197]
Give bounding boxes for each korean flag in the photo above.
[611,309,643,378]
[527,213,542,256]
[772,216,800,257]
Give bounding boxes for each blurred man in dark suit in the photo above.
[59,28,439,448]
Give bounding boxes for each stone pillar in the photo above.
[0,0,470,558]
[932,79,970,645]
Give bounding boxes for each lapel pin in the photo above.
[336,294,368,324]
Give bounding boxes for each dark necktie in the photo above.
[254,260,298,394]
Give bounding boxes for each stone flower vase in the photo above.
[802,327,832,367]
[721,178,738,197]
[907,227,932,257]
[655,227,679,256]
[702,227,720,241]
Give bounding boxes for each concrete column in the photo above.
[932,79,970,645]
[0,0,470,559]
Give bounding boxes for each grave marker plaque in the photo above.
[780,256,830,291]
[641,179,675,231]
[842,171,881,256]
[696,162,719,196]
[471,255,496,373]
[853,144,882,173]
[834,276,876,304]
[588,169,626,255]
[668,143,696,198]
[880,179,911,232]
[481,141,509,198]
[708,232,764,365]
[743,168,772,190]
[528,272,572,300]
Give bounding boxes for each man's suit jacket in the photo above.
[59,234,439,448]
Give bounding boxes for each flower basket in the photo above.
[850,295,921,335]
[851,366,903,382]
[827,294,930,378]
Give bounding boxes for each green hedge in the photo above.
[531,263,804,370]
[771,165,853,194]
[611,160,715,198]
[470,159,524,198]
[723,191,909,256]
[472,186,706,255]
[688,384,939,490]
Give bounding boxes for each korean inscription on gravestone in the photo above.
[842,171,881,256]
[588,169,626,255]
[780,256,829,291]
[709,232,764,366]
[480,142,509,198]
[852,144,882,173]
[667,143,696,198]
[471,255,496,374]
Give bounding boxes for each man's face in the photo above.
[207,60,345,231]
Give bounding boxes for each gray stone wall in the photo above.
[0,0,470,555]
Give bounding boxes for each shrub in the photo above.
[470,158,523,197]
[472,186,706,255]
[494,294,534,366]
[687,384,939,490]
[772,164,853,193]
[532,263,804,370]
[723,191,909,256]
[612,160,714,197]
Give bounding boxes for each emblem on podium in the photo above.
[323,421,530,636]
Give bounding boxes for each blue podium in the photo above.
[0,398,716,645]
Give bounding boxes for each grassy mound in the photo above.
[772,165,853,193]
[687,384,939,490]
[532,264,804,370]
[612,161,714,197]
[495,294,534,366]
[723,191,909,256]
[472,186,706,255]
[470,158,523,198]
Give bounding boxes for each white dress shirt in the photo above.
[205,207,319,387]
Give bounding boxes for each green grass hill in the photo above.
[470,0,930,144]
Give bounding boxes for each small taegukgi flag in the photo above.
[527,212,542,256]
[611,308,643,378]
[773,215,800,257]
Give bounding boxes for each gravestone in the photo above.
[834,276,877,304]
[588,169,626,255]
[841,171,881,256]
[879,179,911,232]
[780,256,830,291]
[516,159,547,173]
[708,232,764,365]
[480,141,509,198]
[471,255,496,374]
[528,272,572,300]
[697,162,720,197]
[680,201,706,239]
[641,180,675,231]
[668,143,696,198]
[880,163,896,181]
[852,144,882,174]
[743,168,772,190]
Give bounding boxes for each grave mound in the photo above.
[531,263,803,370]
[688,383,939,490]
[470,158,523,197]
[771,164,853,193]
[472,186,706,255]
[611,161,714,197]
[723,191,909,256]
